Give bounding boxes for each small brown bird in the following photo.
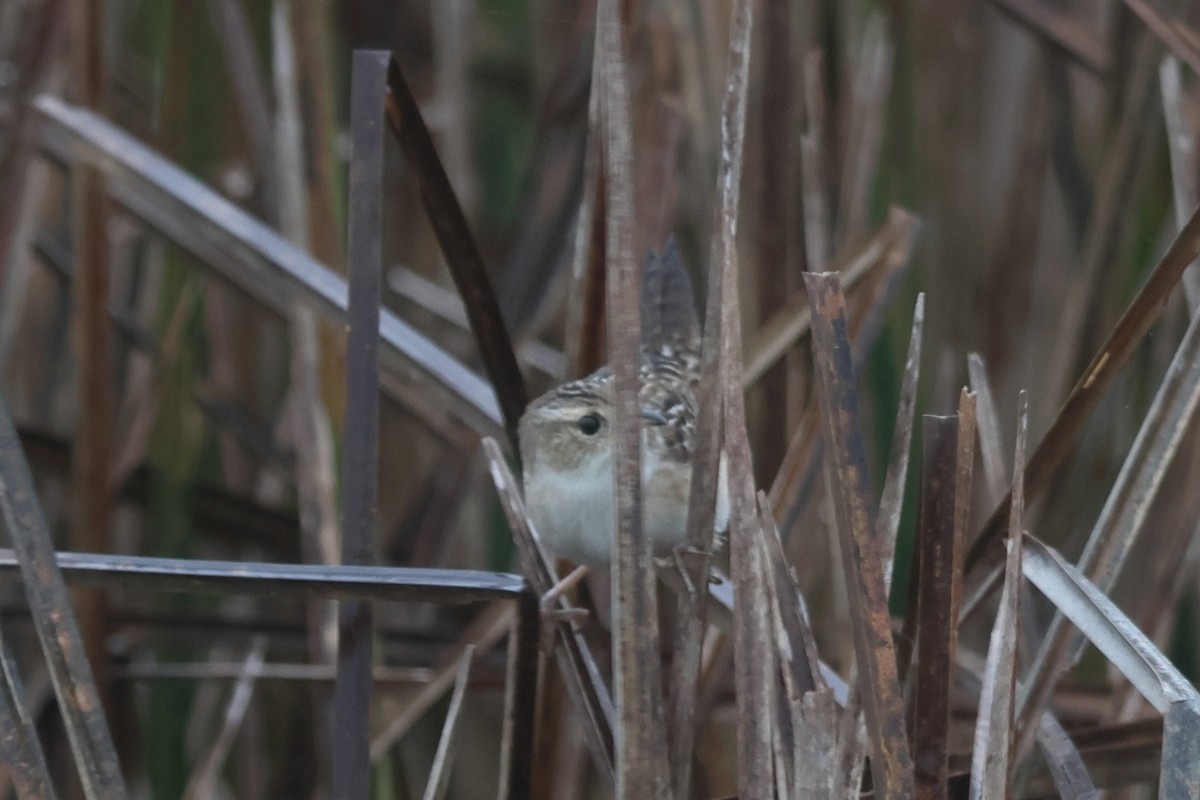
[518,241,727,564]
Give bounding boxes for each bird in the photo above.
[518,239,728,565]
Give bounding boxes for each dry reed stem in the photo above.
[370,603,513,762]
[969,391,1028,800]
[806,272,913,799]
[384,57,529,450]
[1020,535,1200,796]
[832,294,926,798]
[668,0,759,797]
[183,636,267,800]
[965,199,1200,583]
[0,629,58,799]
[421,645,474,800]
[1159,54,1200,312]
[483,438,615,778]
[0,399,128,797]
[912,414,960,800]
[1016,285,1200,750]
[68,0,115,730]
[331,47,388,800]
[595,1,670,796]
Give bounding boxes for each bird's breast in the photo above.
[523,453,615,565]
[522,447,698,564]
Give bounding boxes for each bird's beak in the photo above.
[639,407,669,426]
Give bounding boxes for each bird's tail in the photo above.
[640,237,701,357]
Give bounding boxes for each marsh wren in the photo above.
[518,241,728,565]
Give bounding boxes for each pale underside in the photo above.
[523,435,729,565]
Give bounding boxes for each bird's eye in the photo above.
[576,414,602,436]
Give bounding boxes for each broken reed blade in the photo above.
[0,399,128,798]
[913,414,959,800]
[31,94,504,441]
[804,271,914,800]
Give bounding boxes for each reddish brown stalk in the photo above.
[68,0,114,722]
[767,211,921,530]
[949,388,977,666]
[805,272,913,799]
[755,0,795,478]
[909,393,973,800]
[912,414,960,800]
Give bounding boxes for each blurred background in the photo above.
[1,0,1199,798]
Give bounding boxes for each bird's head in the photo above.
[518,373,668,475]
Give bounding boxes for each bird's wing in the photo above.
[639,357,696,464]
